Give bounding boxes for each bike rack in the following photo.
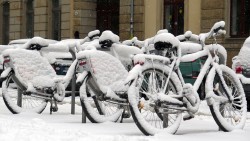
[69,48,86,123]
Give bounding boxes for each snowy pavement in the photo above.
[0,96,250,141]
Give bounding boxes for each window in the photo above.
[26,0,34,38]
[230,0,250,37]
[164,0,184,36]
[96,0,119,35]
[2,1,9,44]
[52,0,61,40]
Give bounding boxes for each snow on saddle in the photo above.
[77,50,129,96]
[3,49,58,91]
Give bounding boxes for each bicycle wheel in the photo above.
[80,75,123,123]
[128,63,183,135]
[206,65,247,131]
[2,74,48,114]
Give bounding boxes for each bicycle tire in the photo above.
[128,63,183,135]
[2,74,48,114]
[80,75,123,123]
[206,65,247,131]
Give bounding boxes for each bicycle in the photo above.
[125,21,247,135]
[1,30,101,114]
[76,30,146,123]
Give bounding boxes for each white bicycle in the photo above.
[126,21,247,135]
[0,30,101,114]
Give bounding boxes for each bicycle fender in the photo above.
[76,71,88,86]
[0,67,12,81]
[125,64,142,85]
[205,66,216,105]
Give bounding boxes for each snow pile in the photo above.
[111,43,143,68]
[237,37,250,67]
[156,29,168,34]
[3,49,57,89]
[20,36,50,49]
[0,116,149,141]
[153,33,180,48]
[77,50,128,93]
[179,42,202,55]
[99,30,119,43]
[88,29,100,39]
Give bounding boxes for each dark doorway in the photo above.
[96,0,120,35]
[164,0,184,36]
[2,2,9,44]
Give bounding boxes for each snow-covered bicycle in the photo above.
[0,30,101,114]
[125,21,247,135]
[76,30,145,123]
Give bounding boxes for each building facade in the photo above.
[0,0,248,66]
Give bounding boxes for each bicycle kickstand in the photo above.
[50,98,58,114]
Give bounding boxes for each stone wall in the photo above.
[120,0,144,40]
[73,0,96,38]
[9,0,22,41]
[34,0,48,38]
[201,0,244,66]
[61,0,71,39]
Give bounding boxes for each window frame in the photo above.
[163,0,184,36]
[230,0,250,38]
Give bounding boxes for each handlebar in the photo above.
[199,21,226,46]
[177,21,226,47]
[176,31,199,42]
[40,43,69,52]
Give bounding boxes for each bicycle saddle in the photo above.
[3,49,57,89]
[77,50,129,93]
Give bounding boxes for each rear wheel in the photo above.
[80,75,123,123]
[128,64,183,135]
[2,74,48,114]
[206,65,247,131]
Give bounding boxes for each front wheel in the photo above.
[80,75,123,123]
[128,64,183,135]
[2,74,48,114]
[206,65,247,131]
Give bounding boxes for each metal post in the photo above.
[17,88,22,107]
[82,107,86,123]
[163,113,168,128]
[69,49,76,115]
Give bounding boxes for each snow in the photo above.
[3,49,57,89]
[99,30,120,43]
[153,33,180,48]
[77,50,128,93]
[88,30,100,39]
[0,91,250,141]
[179,42,202,55]
[20,37,50,49]
[237,74,250,84]
[237,42,250,67]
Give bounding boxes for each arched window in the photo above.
[97,0,119,35]
[52,0,61,40]
[26,0,34,38]
[2,1,9,44]
[230,0,250,37]
[164,0,184,36]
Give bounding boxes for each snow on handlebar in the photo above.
[40,43,69,52]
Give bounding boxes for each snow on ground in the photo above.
[0,91,250,141]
